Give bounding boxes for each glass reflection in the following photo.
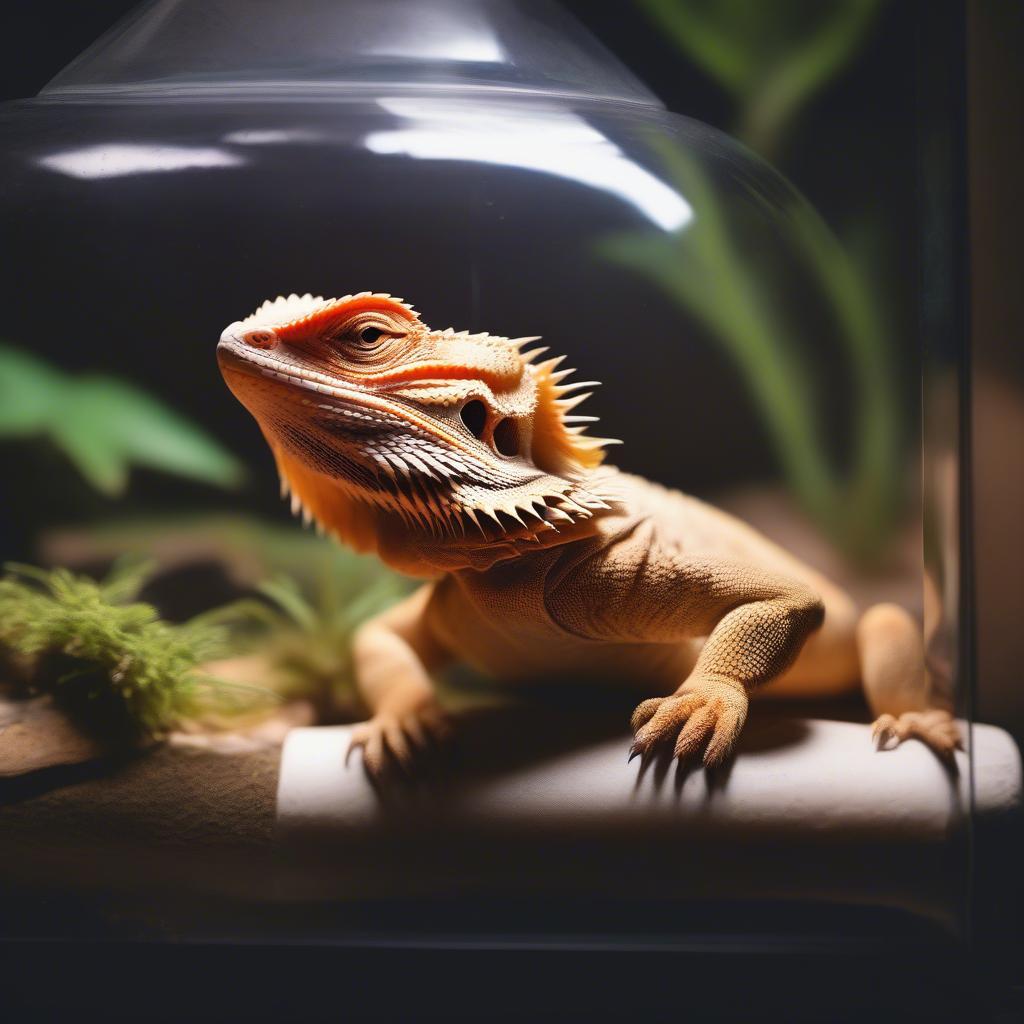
[367,97,692,231]
[38,143,244,180]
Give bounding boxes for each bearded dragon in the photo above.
[217,292,960,777]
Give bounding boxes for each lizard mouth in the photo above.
[219,338,462,444]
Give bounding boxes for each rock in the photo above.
[0,695,109,776]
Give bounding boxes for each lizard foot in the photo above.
[346,703,452,781]
[629,677,749,768]
[872,709,962,759]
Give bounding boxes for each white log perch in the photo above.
[275,713,1021,925]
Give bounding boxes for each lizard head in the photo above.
[217,292,618,575]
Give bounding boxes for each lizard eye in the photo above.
[340,322,392,352]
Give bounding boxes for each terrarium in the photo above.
[0,0,1018,1017]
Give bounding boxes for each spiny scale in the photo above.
[240,291,418,331]
[277,442,615,546]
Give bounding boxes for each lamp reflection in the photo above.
[362,0,504,63]
[367,98,692,232]
[37,144,244,180]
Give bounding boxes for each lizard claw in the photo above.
[871,709,962,760]
[629,678,748,769]
[347,705,453,782]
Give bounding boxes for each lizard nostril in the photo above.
[243,329,277,350]
[459,400,487,440]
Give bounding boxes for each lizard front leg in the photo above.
[347,585,452,779]
[549,548,825,767]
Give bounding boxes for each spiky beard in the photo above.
[272,393,617,564]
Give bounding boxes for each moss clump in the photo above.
[34,514,417,719]
[0,559,261,741]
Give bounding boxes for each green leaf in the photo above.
[0,344,245,497]
[636,0,883,157]
[62,376,245,494]
[49,412,129,495]
[736,0,882,155]
[0,345,67,435]
[257,575,320,632]
[638,0,755,95]
[599,135,902,560]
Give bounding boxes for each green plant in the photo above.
[608,0,898,561]
[0,559,268,739]
[600,139,900,558]
[220,557,414,709]
[41,513,417,712]
[637,0,882,160]
[38,520,415,712]
[0,344,244,496]
[44,511,414,607]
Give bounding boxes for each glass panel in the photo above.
[0,0,988,965]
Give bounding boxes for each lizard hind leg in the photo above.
[859,603,962,758]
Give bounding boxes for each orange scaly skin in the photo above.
[218,292,960,778]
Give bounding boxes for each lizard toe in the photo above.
[871,709,962,759]
[672,703,717,760]
[632,692,703,755]
[630,697,666,734]
[702,706,744,767]
[348,710,453,783]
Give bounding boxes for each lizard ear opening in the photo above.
[493,417,519,457]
